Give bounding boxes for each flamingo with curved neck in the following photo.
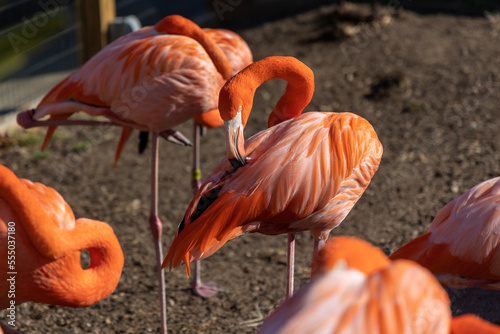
[15,14,252,330]
[0,164,123,325]
[163,56,383,298]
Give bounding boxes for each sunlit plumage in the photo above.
[163,57,383,297]
[390,177,500,289]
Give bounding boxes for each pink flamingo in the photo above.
[0,164,123,332]
[163,56,383,298]
[390,177,500,289]
[16,15,252,332]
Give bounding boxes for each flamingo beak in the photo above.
[224,106,246,169]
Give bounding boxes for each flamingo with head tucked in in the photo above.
[16,14,252,331]
[0,164,123,331]
[163,56,383,298]
[390,177,500,290]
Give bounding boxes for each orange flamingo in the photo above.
[0,164,123,330]
[16,14,252,330]
[390,177,500,289]
[163,56,383,297]
[258,236,500,334]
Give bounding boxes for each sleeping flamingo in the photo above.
[163,56,383,298]
[258,236,500,334]
[0,164,123,330]
[390,177,500,289]
[16,14,252,331]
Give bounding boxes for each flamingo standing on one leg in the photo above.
[16,14,252,330]
[258,236,500,334]
[163,56,383,298]
[389,177,500,289]
[116,26,253,298]
[0,164,123,331]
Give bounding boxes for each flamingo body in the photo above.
[165,111,382,272]
[390,177,500,289]
[0,165,124,309]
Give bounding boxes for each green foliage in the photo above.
[15,132,43,146]
[31,150,50,162]
[403,102,426,113]
[70,141,91,153]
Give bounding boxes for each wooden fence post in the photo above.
[76,0,116,64]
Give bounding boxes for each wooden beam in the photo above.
[76,0,116,64]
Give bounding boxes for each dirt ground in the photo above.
[2,2,500,333]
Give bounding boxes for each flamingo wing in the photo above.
[204,28,253,76]
[390,177,500,284]
[164,112,382,272]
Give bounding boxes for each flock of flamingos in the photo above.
[1,13,500,334]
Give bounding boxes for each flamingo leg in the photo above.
[190,121,225,298]
[149,132,167,334]
[286,232,296,298]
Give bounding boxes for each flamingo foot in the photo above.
[16,109,36,128]
[191,260,226,298]
[192,280,227,298]
[159,129,192,146]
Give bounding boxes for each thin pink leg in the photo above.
[286,232,296,299]
[150,132,167,334]
[190,121,225,298]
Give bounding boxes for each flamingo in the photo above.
[0,164,123,329]
[163,56,383,298]
[451,314,500,334]
[389,177,500,289]
[258,236,500,334]
[15,14,252,331]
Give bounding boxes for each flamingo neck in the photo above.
[219,56,315,128]
[155,15,232,80]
